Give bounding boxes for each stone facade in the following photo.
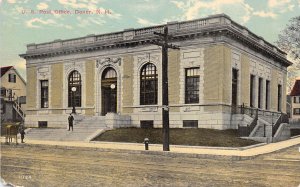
[20,14,291,129]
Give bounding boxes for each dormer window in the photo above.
[8,74,16,83]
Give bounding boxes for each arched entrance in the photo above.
[101,67,117,115]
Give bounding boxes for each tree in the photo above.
[276,16,300,92]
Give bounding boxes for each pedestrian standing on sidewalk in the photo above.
[68,113,74,131]
[19,125,25,143]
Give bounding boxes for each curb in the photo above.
[0,142,257,161]
[89,140,267,151]
[2,137,299,161]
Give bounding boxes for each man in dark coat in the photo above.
[68,113,74,131]
[19,125,25,143]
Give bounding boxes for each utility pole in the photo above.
[152,26,179,151]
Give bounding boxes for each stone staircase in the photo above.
[25,116,108,142]
[12,100,25,121]
[250,118,271,137]
[252,124,265,137]
[239,111,291,142]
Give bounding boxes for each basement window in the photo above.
[183,120,198,128]
[38,121,48,128]
[140,120,154,128]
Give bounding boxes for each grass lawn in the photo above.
[93,128,259,147]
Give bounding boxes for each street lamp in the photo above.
[71,86,77,114]
[110,84,116,113]
[110,84,116,90]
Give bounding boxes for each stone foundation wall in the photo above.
[25,114,69,128]
[25,110,242,130]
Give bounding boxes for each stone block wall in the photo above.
[26,67,37,109]
[51,63,63,109]
[85,60,95,111]
[121,55,134,114]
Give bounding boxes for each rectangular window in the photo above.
[250,75,255,107]
[41,80,49,108]
[183,120,198,128]
[265,80,270,110]
[278,84,282,112]
[1,87,6,97]
[8,74,16,83]
[38,121,48,128]
[294,97,300,103]
[140,120,154,128]
[293,108,300,115]
[185,68,200,104]
[258,78,263,109]
[232,69,238,106]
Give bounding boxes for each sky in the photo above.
[0,0,299,80]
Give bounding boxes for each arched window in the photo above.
[68,70,81,107]
[140,63,157,105]
[102,67,117,80]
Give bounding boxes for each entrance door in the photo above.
[101,67,117,115]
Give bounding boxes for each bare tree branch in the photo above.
[276,16,300,93]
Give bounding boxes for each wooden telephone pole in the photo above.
[152,26,179,151]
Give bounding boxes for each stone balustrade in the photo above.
[25,14,286,58]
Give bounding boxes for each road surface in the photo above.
[1,143,300,187]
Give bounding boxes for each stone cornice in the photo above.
[20,14,292,67]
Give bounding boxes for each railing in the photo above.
[96,33,123,42]
[248,109,258,135]
[237,107,258,136]
[272,113,289,136]
[62,38,85,46]
[13,101,25,122]
[135,26,164,36]
[2,90,26,122]
[233,104,281,118]
[24,14,285,59]
[236,104,283,137]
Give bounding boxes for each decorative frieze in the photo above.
[96,57,121,68]
[137,53,159,67]
[37,66,50,80]
[139,107,158,112]
[183,51,201,59]
[64,62,84,74]
[232,52,241,70]
[183,106,200,112]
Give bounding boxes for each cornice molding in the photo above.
[20,14,292,67]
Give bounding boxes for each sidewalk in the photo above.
[1,136,300,159]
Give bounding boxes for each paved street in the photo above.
[1,143,300,187]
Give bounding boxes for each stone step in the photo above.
[253,126,264,137]
[25,115,109,141]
